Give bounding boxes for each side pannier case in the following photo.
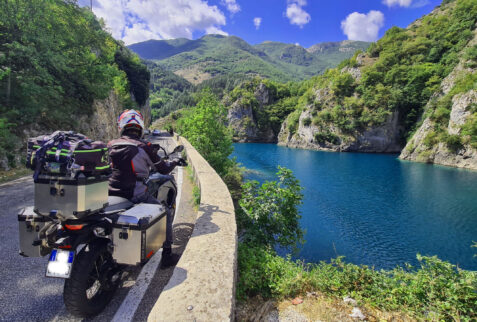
[18,207,50,257]
[112,203,167,265]
[34,174,109,219]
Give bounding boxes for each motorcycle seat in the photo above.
[103,196,134,213]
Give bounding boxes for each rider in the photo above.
[108,109,182,267]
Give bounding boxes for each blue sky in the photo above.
[78,0,443,47]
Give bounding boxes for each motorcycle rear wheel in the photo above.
[63,240,119,317]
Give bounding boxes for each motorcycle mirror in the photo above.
[172,145,184,154]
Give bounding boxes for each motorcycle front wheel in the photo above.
[63,240,120,317]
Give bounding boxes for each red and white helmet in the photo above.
[118,109,145,136]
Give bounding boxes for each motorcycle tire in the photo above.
[63,239,119,317]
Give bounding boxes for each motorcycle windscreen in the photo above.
[46,249,75,278]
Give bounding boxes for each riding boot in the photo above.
[161,247,180,268]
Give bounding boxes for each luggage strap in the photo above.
[32,131,86,180]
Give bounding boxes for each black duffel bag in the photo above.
[26,131,110,179]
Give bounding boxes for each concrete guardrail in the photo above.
[148,136,237,322]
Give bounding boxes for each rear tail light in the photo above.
[64,224,85,231]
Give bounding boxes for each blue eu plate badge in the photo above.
[46,249,75,278]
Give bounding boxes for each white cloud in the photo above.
[286,0,311,28]
[122,22,158,45]
[382,0,412,7]
[341,10,384,42]
[221,0,241,14]
[253,17,262,30]
[205,26,229,36]
[82,0,228,45]
[382,0,429,8]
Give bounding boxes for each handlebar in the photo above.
[150,143,185,161]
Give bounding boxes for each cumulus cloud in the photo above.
[382,0,429,8]
[286,0,311,28]
[253,17,262,30]
[79,0,227,44]
[221,0,241,14]
[341,10,384,42]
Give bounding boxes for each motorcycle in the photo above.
[17,143,185,317]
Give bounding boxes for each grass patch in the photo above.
[192,186,200,207]
[0,168,31,184]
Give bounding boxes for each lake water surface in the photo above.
[231,143,477,270]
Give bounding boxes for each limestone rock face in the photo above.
[278,109,402,153]
[79,92,151,143]
[399,28,477,170]
[226,82,276,143]
[400,90,477,170]
[0,91,150,171]
[351,111,402,153]
[227,102,259,141]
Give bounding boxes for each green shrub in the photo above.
[431,105,451,125]
[287,109,301,134]
[423,130,439,147]
[442,133,463,153]
[461,110,477,148]
[463,45,477,68]
[237,247,477,320]
[303,117,311,126]
[314,132,340,145]
[238,167,304,250]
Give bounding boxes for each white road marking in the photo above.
[111,165,183,322]
[111,249,163,322]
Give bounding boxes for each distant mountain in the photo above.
[129,35,370,84]
[306,40,371,68]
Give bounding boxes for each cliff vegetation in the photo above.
[0,0,150,169]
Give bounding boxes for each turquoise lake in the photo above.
[231,143,477,270]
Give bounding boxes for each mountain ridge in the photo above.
[128,36,370,84]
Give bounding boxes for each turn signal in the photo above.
[64,224,85,231]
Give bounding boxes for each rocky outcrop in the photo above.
[278,61,403,153]
[0,92,150,171]
[399,90,477,170]
[278,109,402,153]
[399,29,477,170]
[79,92,150,143]
[226,82,276,143]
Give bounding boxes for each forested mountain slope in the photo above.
[129,36,369,84]
[0,0,150,170]
[131,37,368,121]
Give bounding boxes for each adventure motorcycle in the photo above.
[18,141,185,317]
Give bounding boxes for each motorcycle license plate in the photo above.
[46,249,75,279]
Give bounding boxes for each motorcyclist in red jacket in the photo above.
[108,109,181,267]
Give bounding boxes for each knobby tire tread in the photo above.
[63,239,117,318]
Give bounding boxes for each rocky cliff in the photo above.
[0,92,150,171]
[399,30,477,170]
[80,92,151,143]
[226,82,277,143]
[277,53,403,153]
[276,0,477,167]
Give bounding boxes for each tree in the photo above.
[176,89,233,176]
[238,166,304,250]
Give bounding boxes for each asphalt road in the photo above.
[0,134,195,322]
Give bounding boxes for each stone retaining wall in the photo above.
[148,136,237,322]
